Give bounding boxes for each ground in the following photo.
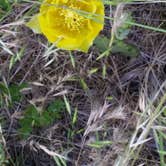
[0,1,166,166]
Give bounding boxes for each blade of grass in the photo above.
[63,95,71,115]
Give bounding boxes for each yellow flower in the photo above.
[27,0,104,52]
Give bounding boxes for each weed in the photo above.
[0,0,11,19]
[0,82,27,107]
[19,100,65,139]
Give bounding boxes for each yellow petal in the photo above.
[26,14,41,34]
[57,37,85,52]
[28,0,105,52]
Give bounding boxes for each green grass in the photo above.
[0,0,166,165]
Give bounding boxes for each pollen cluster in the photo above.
[60,4,85,32]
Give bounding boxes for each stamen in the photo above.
[60,4,85,32]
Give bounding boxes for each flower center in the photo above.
[60,4,85,32]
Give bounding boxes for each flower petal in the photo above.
[27,0,105,52]
[57,37,86,52]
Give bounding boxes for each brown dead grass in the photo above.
[0,1,166,166]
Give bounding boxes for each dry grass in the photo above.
[0,1,166,166]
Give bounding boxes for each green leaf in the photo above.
[95,36,139,57]
[103,0,133,6]
[9,85,22,103]
[53,156,67,166]
[158,151,166,155]
[0,0,10,11]
[88,140,112,148]
[0,82,27,107]
[26,14,42,34]
[80,78,88,91]
[19,105,38,138]
[37,111,53,127]
[0,82,9,95]
[21,105,38,124]
[111,39,139,57]
[163,108,166,116]
[0,0,11,19]
[115,13,133,40]
[88,68,98,75]
[47,100,65,113]
[102,64,106,79]
[19,125,33,139]
[72,108,78,125]
[18,100,65,139]
[94,36,110,53]
[9,48,25,70]
[53,156,62,166]
[63,96,71,115]
[9,83,27,105]
[0,82,9,107]
[69,51,75,68]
